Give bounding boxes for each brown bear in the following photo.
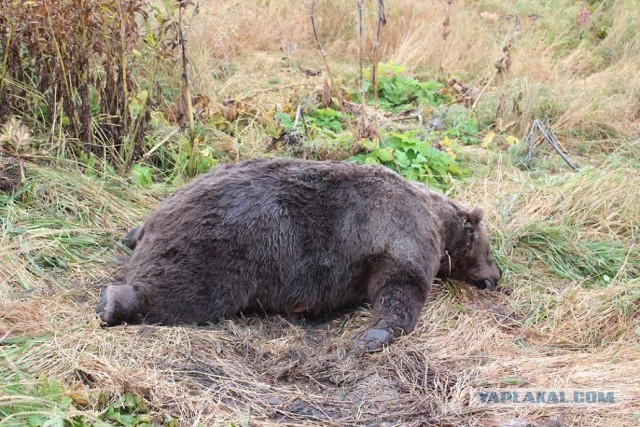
[97,158,500,350]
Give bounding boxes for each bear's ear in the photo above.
[469,206,484,224]
[463,206,484,232]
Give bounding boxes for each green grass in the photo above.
[516,225,637,285]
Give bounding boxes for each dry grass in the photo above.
[187,0,640,148]
[2,0,640,425]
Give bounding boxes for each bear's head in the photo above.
[438,206,501,290]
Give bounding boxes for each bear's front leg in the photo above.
[357,268,431,352]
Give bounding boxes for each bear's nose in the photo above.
[482,278,495,289]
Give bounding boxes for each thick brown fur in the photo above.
[98,158,500,350]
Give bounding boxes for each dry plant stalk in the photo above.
[439,0,454,75]
[176,0,198,177]
[303,0,336,103]
[357,0,367,123]
[302,0,356,138]
[0,0,164,171]
[354,0,380,142]
[370,0,386,114]
[353,0,385,142]
[0,117,32,184]
[524,118,580,171]
[494,14,520,77]
[472,14,521,110]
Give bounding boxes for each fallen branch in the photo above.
[523,118,579,171]
[142,127,180,161]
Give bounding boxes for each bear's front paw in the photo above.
[356,328,391,352]
[356,319,395,352]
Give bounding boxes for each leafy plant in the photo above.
[100,393,153,427]
[276,107,346,138]
[357,62,450,112]
[440,106,481,145]
[0,375,158,427]
[130,164,154,188]
[350,131,463,189]
[306,108,345,133]
[276,112,297,132]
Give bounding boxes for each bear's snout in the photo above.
[474,262,501,290]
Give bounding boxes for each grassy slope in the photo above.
[2,0,640,426]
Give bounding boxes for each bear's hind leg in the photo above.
[96,285,144,326]
[357,266,431,352]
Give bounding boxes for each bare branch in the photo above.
[371,0,386,110]
[524,118,579,171]
[304,0,325,57]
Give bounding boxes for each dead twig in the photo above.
[354,0,380,142]
[267,105,303,152]
[292,104,302,134]
[243,83,314,102]
[438,0,454,76]
[523,118,580,171]
[302,0,335,99]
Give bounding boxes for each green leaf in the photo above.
[415,153,428,164]
[128,90,148,119]
[275,112,294,130]
[364,157,380,165]
[361,139,379,151]
[374,147,394,162]
[131,49,143,60]
[395,150,411,168]
[130,164,154,187]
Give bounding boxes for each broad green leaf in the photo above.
[374,147,394,162]
[395,150,411,168]
[364,157,380,165]
[130,164,154,187]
